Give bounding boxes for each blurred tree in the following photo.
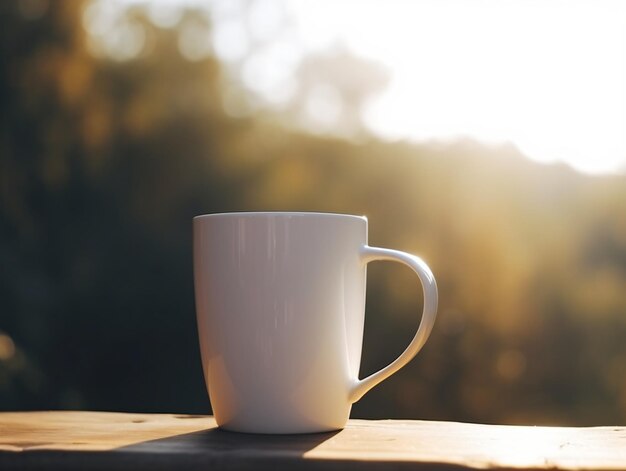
[285,48,389,135]
[1,0,626,426]
[0,0,237,412]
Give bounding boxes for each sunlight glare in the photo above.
[103,0,626,174]
[480,426,576,468]
[288,0,626,174]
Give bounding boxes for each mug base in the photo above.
[217,423,345,435]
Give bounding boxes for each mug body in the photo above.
[193,212,368,433]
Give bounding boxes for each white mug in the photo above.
[193,212,437,434]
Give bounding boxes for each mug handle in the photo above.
[349,245,438,403]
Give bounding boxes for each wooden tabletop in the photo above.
[1,411,625,470]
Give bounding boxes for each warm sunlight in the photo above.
[287,0,626,174]
[101,0,626,174]
[6,0,626,435]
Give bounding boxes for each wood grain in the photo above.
[1,411,625,470]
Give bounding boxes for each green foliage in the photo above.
[1,1,626,425]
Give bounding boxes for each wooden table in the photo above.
[1,411,625,470]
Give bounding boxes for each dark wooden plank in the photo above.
[1,411,625,470]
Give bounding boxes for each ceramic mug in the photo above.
[193,212,438,434]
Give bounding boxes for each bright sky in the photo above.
[93,0,626,174]
[285,0,626,175]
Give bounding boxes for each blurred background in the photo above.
[1,0,626,426]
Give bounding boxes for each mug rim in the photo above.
[194,211,367,222]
